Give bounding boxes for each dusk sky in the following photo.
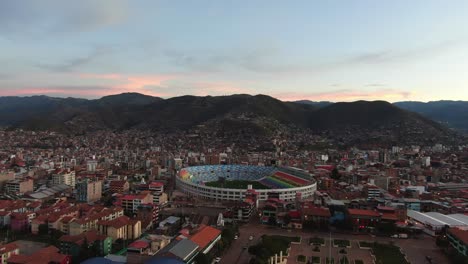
[1,0,468,102]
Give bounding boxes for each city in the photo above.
[2,1,468,264]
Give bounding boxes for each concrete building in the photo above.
[5,178,33,195]
[52,170,76,188]
[76,179,103,203]
[120,192,153,214]
[97,215,142,241]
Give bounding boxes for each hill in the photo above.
[394,101,468,132]
[308,101,456,146]
[0,93,459,145]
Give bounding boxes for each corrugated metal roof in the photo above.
[168,239,199,260]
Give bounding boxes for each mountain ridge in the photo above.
[0,93,462,145]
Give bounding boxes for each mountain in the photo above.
[308,101,456,146]
[0,93,459,145]
[293,100,333,108]
[394,101,468,132]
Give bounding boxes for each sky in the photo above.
[1,0,468,102]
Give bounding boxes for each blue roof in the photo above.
[144,257,186,264]
[81,257,117,264]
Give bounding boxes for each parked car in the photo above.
[234,235,238,240]
[214,257,221,263]
[249,235,253,241]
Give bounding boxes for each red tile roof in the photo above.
[190,226,221,250]
[0,242,18,254]
[7,246,68,264]
[449,228,468,246]
[348,209,381,217]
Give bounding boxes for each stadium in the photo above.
[176,165,316,201]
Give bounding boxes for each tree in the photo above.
[194,253,210,264]
[38,224,49,236]
[283,214,291,226]
[268,216,277,226]
[331,168,341,180]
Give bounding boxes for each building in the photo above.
[189,225,222,254]
[76,179,103,203]
[407,210,468,236]
[52,170,76,188]
[149,182,164,195]
[0,242,19,264]
[5,179,33,195]
[156,239,199,263]
[301,205,331,229]
[347,209,381,232]
[447,228,468,256]
[126,235,172,264]
[0,171,15,189]
[177,165,317,202]
[97,215,142,241]
[109,180,129,194]
[7,246,70,264]
[59,230,112,259]
[120,192,153,214]
[156,216,182,236]
[87,159,98,172]
[365,185,380,200]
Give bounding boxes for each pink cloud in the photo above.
[273,89,413,102]
[191,81,252,96]
[78,73,176,97]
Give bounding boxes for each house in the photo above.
[126,235,172,264]
[0,242,19,264]
[302,206,331,229]
[7,246,70,264]
[97,215,142,241]
[109,180,130,194]
[59,230,112,259]
[347,209,381,232]
[189,225,222,254]
[10,213,29,232]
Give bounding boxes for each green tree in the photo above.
[194,253,211,264]
[38,224,49,236]
[331,168,341,180]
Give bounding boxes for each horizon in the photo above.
[2,1,468,102]
[1,91,465,104]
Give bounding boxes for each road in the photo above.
[220,223,449,264]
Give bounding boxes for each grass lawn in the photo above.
[333,239,351,247]
[290,236,301,243]
[297,255,307,263]
[205,180,269,189]
[371,243,409,264]
[309,237,325,245]
[354,260,364,264]
[311,256,321,264]
[358,241,373,248]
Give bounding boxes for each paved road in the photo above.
[220,223,449,264]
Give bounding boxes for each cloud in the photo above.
[273,89,413,102]
[0,86,115,98]
[0,0,129,36]
[78,72,177,97]
[37,47,109,72]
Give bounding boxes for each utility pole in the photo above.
[329,232,332,263]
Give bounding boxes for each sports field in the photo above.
[205,180,269,189]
